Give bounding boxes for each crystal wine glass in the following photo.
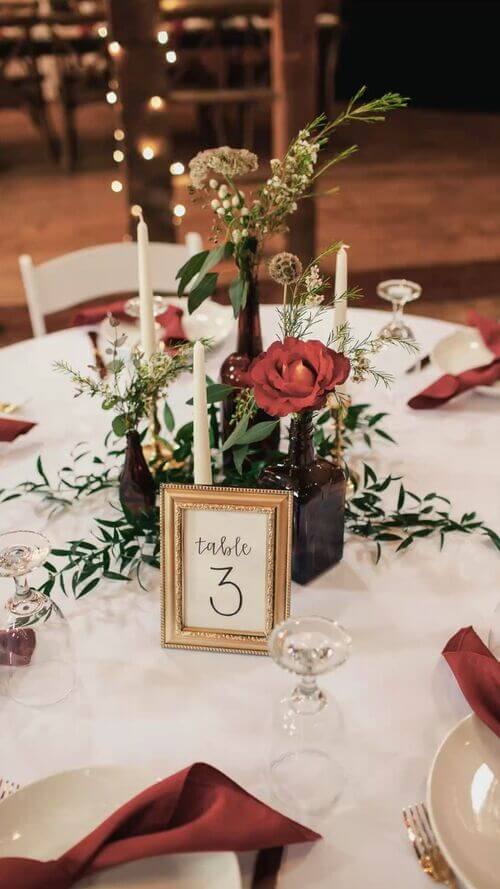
[377,279,422,341]
[488,601,500,658]
[268,616,352,815]
[124,294,169,344]
[0,530,75,706]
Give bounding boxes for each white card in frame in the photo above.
[160,484,293,655]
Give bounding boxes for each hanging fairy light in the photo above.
[149,95,165,111]
[113,149,124,163]
[114,128,125,141]
[173,204,186,217]
[170,161,185,176]
[108,41,121,57]
[97,24,107,38]
[111,180,123,193]
[131,205,142,217]
[157,29,169,44]
[106,90,118,105]
[141,145,155,161]
[165,50,177,64]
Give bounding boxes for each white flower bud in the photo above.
[218,185,228,199]
[231,195,240,207]
[216,206,226,217]
[210,199,220,210]
[240,206,249,216]
[222,199,231,210]
[232,229,241,243]
[209,179,218,190]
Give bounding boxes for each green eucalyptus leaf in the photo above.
[163,401,175,433]
[235,420,279,447]
[176,250,209,294]
[188,272,218,314]
[229,276,249,318]
[112,415,127,438]
[221,414,249,451]
[233,444,250,475]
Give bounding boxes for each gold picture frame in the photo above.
[160,484,293,655]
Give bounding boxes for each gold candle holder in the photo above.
[142,403,175,471]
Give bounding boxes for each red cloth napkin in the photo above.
[0,762,320,889]
[72,302,187,344]
[409,312,500,409]
[442,626,500,737]
[0,628,36,666]
[0,417,36,442]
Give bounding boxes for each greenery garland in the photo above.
[1,400,498,599]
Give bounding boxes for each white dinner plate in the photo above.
[0,766,242,889]
[430,327,500,397]
[99,297,234,352]
[427,715,500,889]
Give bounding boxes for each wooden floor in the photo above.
[1,102,500,345]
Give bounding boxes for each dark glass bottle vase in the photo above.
[119,430,157,518]
[259,410,346,585]
[220,274,280,467]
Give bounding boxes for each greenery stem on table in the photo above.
[1,399,498,599]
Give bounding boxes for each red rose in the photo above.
[246,337,351,418]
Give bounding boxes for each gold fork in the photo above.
[403,803,457,887]
[0,401,19,414]
[0,777,19,802]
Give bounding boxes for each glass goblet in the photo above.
[0,530,75,706]
[377,279,422,341]
[268,615,352,815]
[488,601,500,658]
[124,294,169,345]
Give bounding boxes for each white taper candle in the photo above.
[193,340,212,485]
[137,213,156,361]
[333,244,349,332]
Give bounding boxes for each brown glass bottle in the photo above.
[119,430,156,518]
[259,410,346,584]
[220,274,280,467]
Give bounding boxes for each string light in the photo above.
[165,50,177,64]
[141,145,155,160]
[97,25,107,38]
[108,41,121,56]
[173,203,186,217]
[131,205,142,217]
[111,180,123,193]
[148,95,164,111]
[114,128,125,141]
[170,161,185,176]
[113,149,124,163]
[106,90,118,105]
[157,30,169,44]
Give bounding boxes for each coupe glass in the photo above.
[0,531,75,706]
[377,279,422,341]
[268,616,352,815]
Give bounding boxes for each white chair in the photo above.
[19,232,203,338]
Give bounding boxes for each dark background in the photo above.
[337,1,500,111]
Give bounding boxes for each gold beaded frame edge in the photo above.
[160,483,292,655]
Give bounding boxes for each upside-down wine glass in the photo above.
[377,278,422,342]
[0,530,75,706]
[124,294,169,344]
[268,616,352,815]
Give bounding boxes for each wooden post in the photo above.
[107,0,174,241]
[271,0,319,259]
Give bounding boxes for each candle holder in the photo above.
[142,404,174,471]
[330,395,359,498]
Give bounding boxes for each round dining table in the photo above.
[0,306,498,888]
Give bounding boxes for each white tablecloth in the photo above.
[1,307,499,888]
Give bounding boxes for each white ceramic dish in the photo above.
[431,327,500,397]
[427,715,500,889]
[0,766,241,889]
[99,297,234,353]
